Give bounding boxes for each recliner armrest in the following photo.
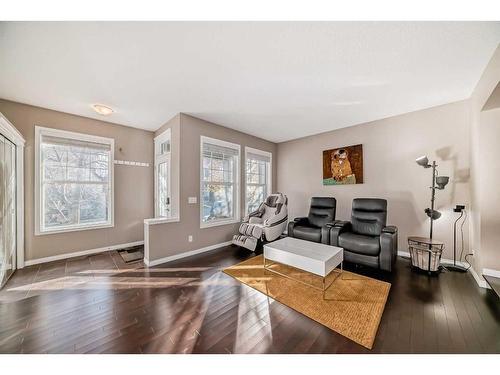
[382,225,397,234]
[333,220,351,229]
[328,221,351,246]
[321,220,340,245]
[292,217,309,226]
[288,217,308,238]
[379,225,398,272]
[324,220,341,228]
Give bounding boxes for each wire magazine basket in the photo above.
[408,236,444,273]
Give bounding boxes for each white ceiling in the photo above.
[1,22,499,142]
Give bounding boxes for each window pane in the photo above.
[91,152,109,169]
[246,185,265,214]
[245,157,270,214]
[202,183,234,222]
[247,160,258,174]
[201,140,239,224]
[160,140,170,154]
[42,145,67,166]
[44,165,66,181]
[247,173,260,184]
[90,167,109,182]
[67,167,90,181]
[67,148,91,168]
[158,161,170,217]
[43,183,109,228]
[40,133,112,232]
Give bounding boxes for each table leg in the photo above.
[322,276,326,299]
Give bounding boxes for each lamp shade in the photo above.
[435,176,449,189]
[425,208,441,220]
[416,155,431,168]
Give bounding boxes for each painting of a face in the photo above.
[323,144,363,185]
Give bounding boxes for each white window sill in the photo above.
[200,218,239,229]
[144,217,180,226]
[35,222,114,236]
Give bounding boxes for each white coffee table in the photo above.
[263,237,343,298]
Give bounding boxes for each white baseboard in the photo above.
[24,240,144,267]
[397,251,490,289]
[144,241,232,267]
[483,268,500,278]
[470,266,490,289]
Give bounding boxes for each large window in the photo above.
[35,127,114,234]
[154,129,171,218]
[245,147,272,214]
[200,136,240,228]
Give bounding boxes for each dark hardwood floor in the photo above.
[1,246,499,354]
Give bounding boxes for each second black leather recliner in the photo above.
[288,197,336,244]
[328,198,398,272]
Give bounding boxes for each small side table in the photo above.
[408,236,444,273]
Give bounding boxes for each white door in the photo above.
[157,155,171,217]
[154,129,172,218]
[0,134,16,288]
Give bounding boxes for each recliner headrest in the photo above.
[264,193,287,208]
[265,195,279,207]
[310,197,336,209]
[352,198,387,212]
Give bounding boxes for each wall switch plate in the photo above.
[188,235,193,242]
[188,197,197,204]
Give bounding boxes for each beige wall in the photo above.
[477,108,500,271]
[0,99,154,261]
[147,114,277,262]
[469,45,500,274]
[277,101,471,260]
[154,114,181,219]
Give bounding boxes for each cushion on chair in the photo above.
[351,198,387,236]
[338,232,380,256]
[292,226,322,243]
[232,234,258,251]
[239,222,264,239]
[307,197,337,228]
[248,216,264,224]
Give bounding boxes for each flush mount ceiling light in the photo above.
[92,104,114,116]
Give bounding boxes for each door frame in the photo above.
[0,112,25,269]
[154,128,172,218]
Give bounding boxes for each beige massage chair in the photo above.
[232,193,288,251]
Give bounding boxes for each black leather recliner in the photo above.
[329,198,398,272]
[288,197,336,244]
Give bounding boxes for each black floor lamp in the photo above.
[442,205,468,272]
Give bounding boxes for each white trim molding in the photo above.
[144,241,232,267]
[154,128,174,218]
[244,146,272,216]
[470,267,489,289]
[397,251,490,289]
[0,112,25,147]
[24,240,144,267]
[483,268,500,278]
[200,135,241,229]
[34,126,115,235]
[0,112,25,269]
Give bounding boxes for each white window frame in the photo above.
[35,126,115,235]
[154,128,172,218]
[244,147,272,216]
[200,136,240,229]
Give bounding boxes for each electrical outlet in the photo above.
[188,235,193,242]
[188,197,197,204]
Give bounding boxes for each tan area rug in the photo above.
[223,255,391,349]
